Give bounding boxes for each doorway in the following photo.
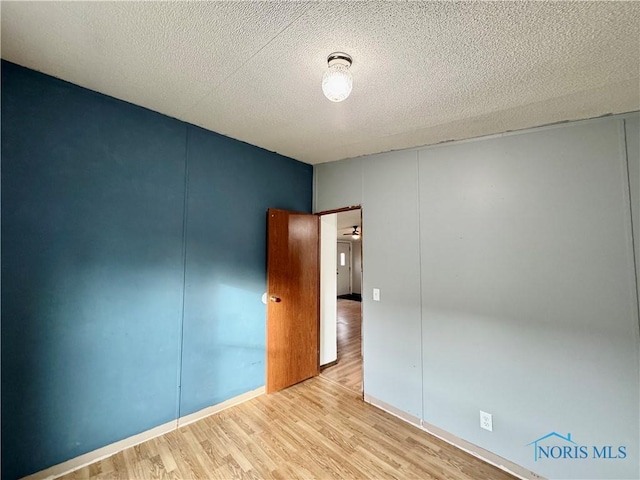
[318,207,363,395]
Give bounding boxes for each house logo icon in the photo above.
[527,432,627,461]
[527,432,576,461]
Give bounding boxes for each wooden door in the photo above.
[266,208,319,393]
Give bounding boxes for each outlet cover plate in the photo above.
[480,411,493,431]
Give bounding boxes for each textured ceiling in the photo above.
[2,1,639,165]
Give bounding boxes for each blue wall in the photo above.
[0,61,312,480]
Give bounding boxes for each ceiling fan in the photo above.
[343,225,361,239]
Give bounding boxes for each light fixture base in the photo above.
[327,52,352,68]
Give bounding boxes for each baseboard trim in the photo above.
[420,420,546,480]
[364,394,421,427]
[22,386,266,480]
[21,420,177,480]
[177,386,265,428]
[363,394,545,480]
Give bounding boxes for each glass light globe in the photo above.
[322,64,353,102]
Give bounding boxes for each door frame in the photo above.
[316,205,364,398]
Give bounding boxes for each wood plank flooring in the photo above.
[59,376,516,480]
[320,299,362,393]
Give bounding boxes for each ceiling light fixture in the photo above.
[322,52,353,102]
[343,225,360,240]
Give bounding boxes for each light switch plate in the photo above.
[373,288,380,301]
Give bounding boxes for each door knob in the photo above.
[270,296,281,303]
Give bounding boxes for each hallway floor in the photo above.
[320,298,362,394]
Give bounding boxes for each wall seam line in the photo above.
[416,150,425,423]
[177,125,191,420]
[622,119,640,334]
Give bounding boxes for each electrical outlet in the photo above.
[480,411,493,431]
[373,288,380,301]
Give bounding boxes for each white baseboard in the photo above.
[21,420,177,480]
[420,420,546,480]
[177,386,265,428]
[363,394,545,480]
[21,386,266,480]
[364,393,422,427]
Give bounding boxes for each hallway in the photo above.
[320,299,362,393]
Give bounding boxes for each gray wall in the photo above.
[362,151,422,417]
[314,114,640,480]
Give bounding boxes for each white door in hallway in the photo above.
[337,241,351,296]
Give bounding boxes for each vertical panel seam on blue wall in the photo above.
[415,150,424,423]
[176,125,191,420]
[621,119,640,335]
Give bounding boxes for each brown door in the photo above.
[266,208,319,393]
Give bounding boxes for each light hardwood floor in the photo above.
[320,299,363,393]
[59,375,516,480]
